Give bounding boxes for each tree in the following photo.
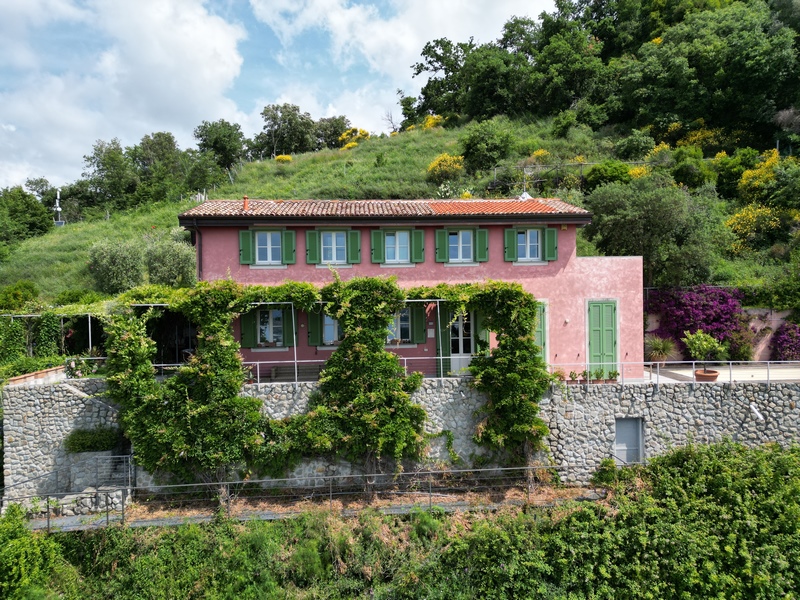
[259,103,317,157]
[193,119,244,171]
[412,37,476,117]
[618,2,798,144]
[0,186,53,247]
[584,174,722,287]
[82,138,139,210]
[315,115,351,150]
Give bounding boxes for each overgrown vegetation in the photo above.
[0,441,794,598]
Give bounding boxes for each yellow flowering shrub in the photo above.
[422,114,444,129]
[340,142,359,151]
[390,131,399,137]
[531,149,551,163]
[274,155,292,163]
[427,153,464,184]
[725,203,784,254]
[338,128,370,146]
[646,142,671,162]
[629,165,649,178]
[573,155,587,164]
[651,37,663,45]
[738,149,781,203]
[460,190,473,199]
[405,124,417,131]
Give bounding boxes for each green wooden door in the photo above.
[588,301,616,377]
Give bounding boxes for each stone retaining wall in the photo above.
[4,378,800,499]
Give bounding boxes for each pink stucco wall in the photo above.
[197,224,643,378]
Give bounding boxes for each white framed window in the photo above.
[387,308,411,343]
[517,229,542,261]
[322,231,347,264]
[449,230,473,263]
[256,231,282,264]
[385,231,410,263]
[258,309,284,346]
[323,315,345,345]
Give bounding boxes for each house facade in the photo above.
[178,197,643,380]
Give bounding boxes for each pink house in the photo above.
[178,197,643,380]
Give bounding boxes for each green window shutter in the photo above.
[240,310,257,347]
[281,231,296,264]
[411,304,427,344]
[544,228,558,261]
[435,308,451,376]
[474,311,490,354]
[347,230,361,264]
[589,301,616,377]
[534,303,546,358]
[306,230,321,264]
[239,231,254,265]
[411,230,425,263]
[371,230,385,263]
[281,307,296,346]
[504,228,517,262]
[435,230,449,263]
[475,229,489,262]
[307,311,323,346]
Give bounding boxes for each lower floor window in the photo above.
[387,308,411,343]
[323,315,345,345]
[259,310,283,346]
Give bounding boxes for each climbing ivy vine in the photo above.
[104,277,551,484]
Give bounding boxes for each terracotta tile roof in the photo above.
[180,198,589,219]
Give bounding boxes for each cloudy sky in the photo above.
[0,0,554,189]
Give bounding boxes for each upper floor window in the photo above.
[517,229,541,262]
[239,230,296,266]
[504,228,558,263]
[449,230,472,262]
[256,231,282,265]
[306,230,361,265]
[322,231,347,264]
[371,230,424,264]
[435,229,489,264]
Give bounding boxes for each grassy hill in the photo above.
[0,199,195,302]
[213,118,614,201]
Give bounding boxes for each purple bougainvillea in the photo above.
[648,285,744,345]
[771,322,800,361]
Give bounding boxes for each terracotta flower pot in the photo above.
[694,369,719,382]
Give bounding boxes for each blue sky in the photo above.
[0,0,554,188]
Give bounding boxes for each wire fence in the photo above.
[14,465,599,533]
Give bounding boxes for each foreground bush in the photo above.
[49,442,800,598]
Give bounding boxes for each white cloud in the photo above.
[0,0,249,187]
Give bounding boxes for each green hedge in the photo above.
[64,427,121,453]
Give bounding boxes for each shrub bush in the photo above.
[64,427,121,453]
[88,239,144,294]
[33,311,60,357]
[551,110,578,138]
[771,321,800,361]
[0,280,39,311]
[274,155,292,163]
[426,153,464,184]
[585,160,632,191]
[0,318,26,364]
[144,237,197,288]
[614,129,656,160]
[459,118,513,174]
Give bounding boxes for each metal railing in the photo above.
[16,465,585,532]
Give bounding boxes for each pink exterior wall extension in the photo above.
[198,224,643,378]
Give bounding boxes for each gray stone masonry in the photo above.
[4,378,800,503]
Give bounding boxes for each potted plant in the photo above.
[592,367,606,383]
[606,370,619,383]
[644,334,675,367]
[681,329,726,382]
[568,371,579,385]
[580,369,589,384]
